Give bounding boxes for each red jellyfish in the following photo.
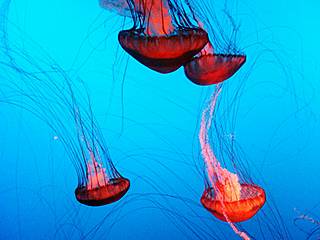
[73,110,130,206]
[199,85,265,239]
[184,41,246,85]
[75,147,130,206]
[56,66,130,206]
[183,2,246,85]
[118,0,209,73]
[53,70,130,206]
[0,1,130,207]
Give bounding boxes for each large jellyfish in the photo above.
[118,0,209,73]
[199,85,265,239]
[184,2,246,85]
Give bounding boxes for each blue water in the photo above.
[0,0,319,239]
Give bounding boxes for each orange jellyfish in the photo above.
[0,0,128,208]
[0,38,130,207]
[118,0,209,73]
[199,85,265,239]
[184,42,246,85]
[201,183,266,223]
[75,149,130,206]
[72,110,130,206]
[183,2,246,85]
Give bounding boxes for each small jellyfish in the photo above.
[75,142,130,206]
[0,26,130,206]
[67,81,130,206]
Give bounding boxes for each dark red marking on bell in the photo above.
[184,54,246,85]
[201,184,266,223]
[75,177,130,206]
[118,28,209,73]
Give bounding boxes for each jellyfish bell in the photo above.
[75,178,130,206]
[75,153,130,206]
[184,51,246,85]
[183,23,246,85]
[201,183,266,223]
[71,129,130,207]
[118,28,208,73]
[118,0,209,73]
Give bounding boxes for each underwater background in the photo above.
[0,0,319,239]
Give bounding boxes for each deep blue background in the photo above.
[0,0,319,239]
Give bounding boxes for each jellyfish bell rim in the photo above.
[118,27,209,73]
[184,53,246,86]
[200,183,266,223]
[75,177,130,207]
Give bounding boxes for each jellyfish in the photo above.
[75,137,130,206]
[183,2,246,85]
[184,44,246,85]
[118,0,209,73]
[0,18,130,206]
[199,85,265,239]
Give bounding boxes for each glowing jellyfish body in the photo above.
[75,178,130,206]
[119,28,208,73]
[184,52,246,85]
[201,184,266,222]
[118,0,208,73]
[75,152,130,206]
[199,85,265,239]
